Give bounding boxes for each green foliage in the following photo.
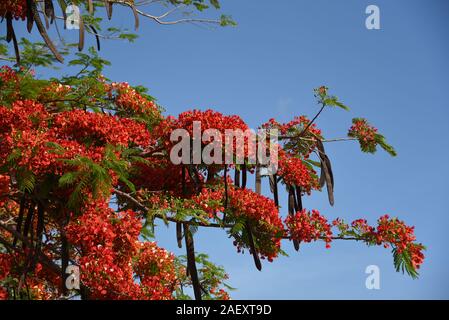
[393,245,425,279]
[58,145,136,210]
[175,253,234,300]
[68,47,111,76]
[349,118,397,157]
[0,37,70,69]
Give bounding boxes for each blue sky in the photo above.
[11,0,449,299]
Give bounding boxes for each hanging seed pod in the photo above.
[28,0,64,62]
[78,15,85,51]
[87,0,94,14]
[104,1,113,20]
[176,222,183,248]
[184,224,202,300]
[234,168,240,188]
[269,174,279,207]
[246,221,262,271]
[44,0,55,24]
[241,163,247,189]
[5,13,20,64]
[288,186,300,251]
[89,25,101,51]
[255,165,261,194]
[316,139,334,206]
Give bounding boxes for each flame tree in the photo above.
[0,2,425,300]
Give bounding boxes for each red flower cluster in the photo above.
[133,242,178,300]
[277,149,320,194]
[156,109,250,155]
[263,116,321,137]
[333,215,425,270]
[0,100,152,177]
[107,82,160,118]
[348,118,378,152]
[375,215,424,269]
[0,0,27,20]
[53,110,151,148]
[66,200,179,299]
[191,188,225,218]
[229,188,283,261]
[0,251,60,300]
[285,209,333,248]
[0,66,19,85]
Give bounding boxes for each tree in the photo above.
[0,3,425,300]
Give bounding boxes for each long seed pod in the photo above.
[246,221,262,271]
[316,139,334,206]
[26,0,34,32]
[28,0,64,62]
[206,168,215,182]
[184,224,202,300]
[130,3,139,30]
[241,163,247,189]
[176,222,183,248]
[234,168,240,188]
[295,186,303,212]
[88,0,94,14]
[178,166,187,248]
[289,186,300,251]
[78,15,85,51]
[269,174,279,207]
[320,158,334,206]
[104,1,113,20]
[32,203,45,269]
[22,202,35,249]
[44,0,55,24]
[255,165,261,194]
[13,197,27,247]
[6,13,13,43]
[5,13,20,64]
[89,25,101,51]
[42,4,50,30]
[223,165,228,221]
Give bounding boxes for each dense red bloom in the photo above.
[285,209,333,248]
[134,242,178,300]
[52,110,151,148]
[155,109,250,156]
[277,149,320,194]
[333,215,425,270]
[263,115,321,137]
[191,188,225,217]
[65,200,179,300]
[107,82,160,119]
[348,118,378,152]
[229,188,283,261]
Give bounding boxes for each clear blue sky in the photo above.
[13,0,449,299]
